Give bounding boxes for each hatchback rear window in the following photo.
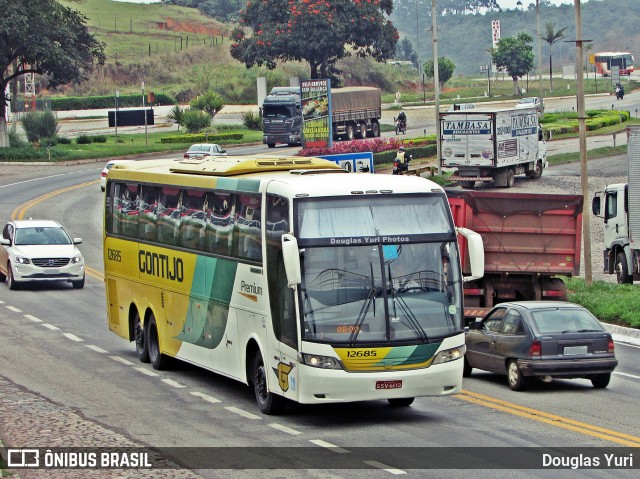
[530,309,603,334]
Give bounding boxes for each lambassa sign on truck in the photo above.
[439,107,547,188]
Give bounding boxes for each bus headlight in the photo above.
[432,345,466,365]
[298,353,343,370]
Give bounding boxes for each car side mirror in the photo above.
[592,196,602,217]
[468,321,481,330]
[73,238,83,245]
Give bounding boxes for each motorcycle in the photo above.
[392,154,412,175]
[395,117,407,135]
[615,85,624,100]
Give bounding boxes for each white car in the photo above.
[101,160,132,192]
[184,143,227,159]
[515,97,543,113]
[0,220,85,290]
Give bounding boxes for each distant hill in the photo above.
[391,0,640,76]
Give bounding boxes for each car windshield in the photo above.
[520,98,536,104]
[14,227,71,246]
[530,308,604,334]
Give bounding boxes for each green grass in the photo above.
[565,277,640,328]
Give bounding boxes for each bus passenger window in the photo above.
[157,187,182,246]
[180,190,207,250]
[236,194,262,261]
[205,192,235,256]
[118,184,140,238]
[138,186,160,241]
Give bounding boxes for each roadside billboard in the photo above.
[301,79,331,149]
[318,152,374,173]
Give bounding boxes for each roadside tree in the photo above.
[491,32,535,94]
[230,0,398,82]
[423,57,456,89]
[540,21,567,91]
[190,91,225,118]
[0,0,105,147]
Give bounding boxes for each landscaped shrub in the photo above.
[56,136,72,144]
[21,111,60,143]
[242,110,263,130]
[50,93,176,110]
[40,137,58,147]
[181,109,212,133]
[76,135,94,144]
[8,124,27,148]
[160,132,244,143]
[93,135,108,143]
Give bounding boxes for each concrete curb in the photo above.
[604,323,640,347]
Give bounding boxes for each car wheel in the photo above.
[133,312,150,363]
[591,373,611,389]
[267,143,276,149]
[388,398,415,407]
[253,353,285,415]
[507,360,529,391]
[7,262,18,290]
[71,274,85,289]
[101,186,105,192]
[147,314,169,370]
[0,268,5,282]
[615,252,633,284]
[463,357,473,377]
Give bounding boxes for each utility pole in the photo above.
[432,0,441,175]
[536,0,544,113]
[572,0,593,285]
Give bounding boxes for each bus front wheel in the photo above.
[253,354,285,415]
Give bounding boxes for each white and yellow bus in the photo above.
[104,156,484,414]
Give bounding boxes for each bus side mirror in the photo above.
[456,227,485,282]
[281,233,301,288]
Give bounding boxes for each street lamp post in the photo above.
[142,82,148,146]
[114,89,119,144]
[480,65,491,97]
[432,0,440,175]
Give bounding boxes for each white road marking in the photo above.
[135,367,159,377]
[190,391,222,404]
[616,341,640,350]
[5,305,21,313]
[86,345,108,354]
[24,315,42,323]
[224,406,261,420]
[110,356,134,366]
[42,323,60,331]
[0,300,4,304]
[63,333,84,342]
[268,423,302,435]
[0,173,70,189]
[162,378,187,389]
[363,460,406,475]
[614,371,640,380]
[309,439,349,453]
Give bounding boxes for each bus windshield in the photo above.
[296,195,462,345]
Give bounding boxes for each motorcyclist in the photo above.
[397,110,407,129]
[615,83,625,99]
[394,146,410,174]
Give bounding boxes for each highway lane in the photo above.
[1,162,640,478]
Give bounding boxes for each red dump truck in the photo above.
[446,190,583,321]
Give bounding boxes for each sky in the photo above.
[498,0,575,9]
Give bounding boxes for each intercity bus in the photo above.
[594,52,634,76]
[103,156,484,414]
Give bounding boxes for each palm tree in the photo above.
[540,22,568,91]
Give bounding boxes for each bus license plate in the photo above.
[376,380,402,390]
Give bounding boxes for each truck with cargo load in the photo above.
[439,107,547,188]
[262,86,382,148]
[446,189,583,321]
[591,125,640,283]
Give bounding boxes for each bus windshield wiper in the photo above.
[348,263,376,346]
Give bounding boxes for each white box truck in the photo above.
[439,107,547,188]
[592,125,640,283]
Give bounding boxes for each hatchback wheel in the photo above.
[591,373,611,389]
[7,263,18,290]
[507,360,529,391]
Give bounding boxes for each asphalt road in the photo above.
[1,159,640,478]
